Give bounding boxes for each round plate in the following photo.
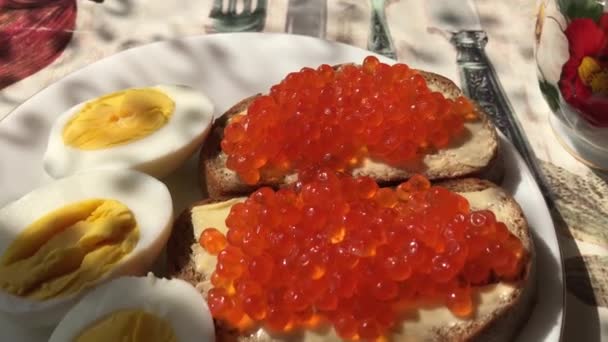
[0,33,563,341]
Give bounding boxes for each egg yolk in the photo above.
[75,309,177,342]
[0,199,139,300]
[62,88,175,150]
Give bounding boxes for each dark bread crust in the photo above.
[167,179,535,342]
[199,96,264,198]
[166,198,221,286]
[200,68,502,198]
[166,197,244,342]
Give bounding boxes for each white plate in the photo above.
[0,33,563,341]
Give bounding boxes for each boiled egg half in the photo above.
[43,85,214,179]
[49,274,215,342]
[0,169,173,326]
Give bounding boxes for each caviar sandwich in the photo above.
[167,171,534,341]
[167,58,535,341]
[200,57,501,198]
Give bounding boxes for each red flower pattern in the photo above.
[559,14,608,127]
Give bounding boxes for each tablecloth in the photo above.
[1,0,607,340]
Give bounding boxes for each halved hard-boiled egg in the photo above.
[0,169,173,326]
[49,274,215,342]
[43,85,214,179]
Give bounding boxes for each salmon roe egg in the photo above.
[206,170,527,340]
[221,56,478,185]
[199,227,227,255]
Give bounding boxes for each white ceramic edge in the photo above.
[496,130,564,341]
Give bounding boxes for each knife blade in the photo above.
[285,0,327,38]
[426,0,481,33]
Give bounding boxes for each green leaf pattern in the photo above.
[538,79,561,112]
[557,0,603,22]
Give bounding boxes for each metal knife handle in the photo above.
[450,31,537,171]
[368,0,397,60]
[450,30,557,202]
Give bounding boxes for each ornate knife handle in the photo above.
[450,31,542,179]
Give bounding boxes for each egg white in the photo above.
[49,274,215,342]
[0,169,173,327]
[42,85,215,179]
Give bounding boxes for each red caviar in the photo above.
[221,56,477,184]
[202,171,526,340]
[199,228,227,255]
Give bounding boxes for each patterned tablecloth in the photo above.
[1,0,607,340]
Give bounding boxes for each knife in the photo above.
[426,0,551,199]
[368,0,397,59]
[285,0,327,38]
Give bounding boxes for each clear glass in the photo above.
[535,0,608,169]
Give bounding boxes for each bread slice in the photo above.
[166,179,535,342]
[200,70,502,198]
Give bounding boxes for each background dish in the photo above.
[0,33,563,341]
